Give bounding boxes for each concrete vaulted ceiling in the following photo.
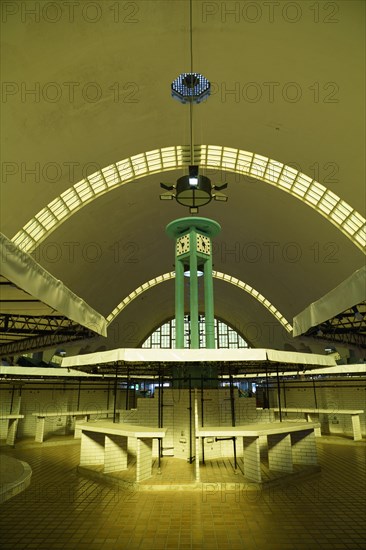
[1,0,365,354]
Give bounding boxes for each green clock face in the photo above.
[176,234,190,255]
[196,233,211,255]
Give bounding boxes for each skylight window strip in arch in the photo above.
[349,211,364,227]
[71,182,86,204]
[251,154,269,180]
[343,217,360,234]
[47,196,71,220]
[22,218,47,242]
[222,148,239,169]
[355,231,366,246]
[235,151,252,174]
[131,153,148,176]
[87,172,106,195]
[36,207,58,231]
[105,270,292,333]
[306,187,325,206]
[102,165,119,188]
[99,169,111,190]
[161,150,177,168]
[11,145,365,253]
[74,179,95,201]
[265,160,283,183]
[12,231,33,251]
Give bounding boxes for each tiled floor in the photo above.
[81,454,318,488]
[0,436,365,549]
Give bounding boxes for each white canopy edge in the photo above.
[293,265,366,337]
[1,363,362,380]
[60,347,336,368]
[0,366,101,378]
[1,233,107,337]
[265,349,336,366]
[229,363,366,378]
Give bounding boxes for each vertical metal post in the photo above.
[160,372,164,429]
[265,365,269,409]
[106,380,110,411]
[158,370,162,460]
[194,388,200,482]
[10,385,15,413]
[113,364,118,423]
[76,380,81,411]
[175,259,185,348]
[188,374,193,463]
[313,379,318,409]
[204,253,215,349]
[276,364,282,422]
[201,374,205,464]
[125,366,129,411]
[229,373,237,471]
[189,230,199,349]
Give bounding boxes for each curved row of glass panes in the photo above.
[142,316,249,349]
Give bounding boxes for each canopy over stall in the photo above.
[60,347,337,377]
[0,233,107,355]
[292,266,366,348]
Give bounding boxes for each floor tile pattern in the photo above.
[0,437,365,549]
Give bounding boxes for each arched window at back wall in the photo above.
[141,316,250,349]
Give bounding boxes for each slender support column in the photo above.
[276,364,282,422]
[204,255,215,349]
[113,364,118,423]
[189,234,199,349]
[175,259,185,348]
[77,380,81,410]
[188,375,193,463]
[313,379,318,409]
[194,388,200,482]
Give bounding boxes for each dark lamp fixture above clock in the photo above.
[160,165,228,214]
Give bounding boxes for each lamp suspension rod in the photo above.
[189,0,194,165]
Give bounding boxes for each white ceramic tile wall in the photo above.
[269,380,366,437]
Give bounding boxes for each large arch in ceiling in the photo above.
[106,270,292,333]
[12,145,366,253]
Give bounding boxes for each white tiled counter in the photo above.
[273,408,364,440]
[76,420,166,482]
[32,409,123,442]
[196,421,320,483]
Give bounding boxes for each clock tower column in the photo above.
[166,217,221,349]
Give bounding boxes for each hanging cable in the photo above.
[189,0,194,165]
